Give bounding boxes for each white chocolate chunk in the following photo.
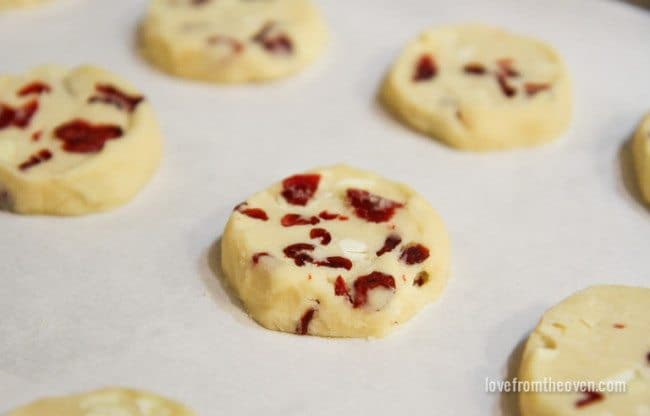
[381,24,572,151]
[140,0,328,83]
[221,164,450,338]
[7,388,195,416]
[0,65,161,215]
[520,285,650,416]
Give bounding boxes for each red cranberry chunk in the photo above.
[284,243,315,266]
[315,256,352,270]
[252,252,271,265]
[352,272,396,308]
[497,74,517,98]
[281,174,320,206]
[252,22,293,54]
[54,119,123,153]
[346,189,404,223]
[334,276,350,298]
[497,58,520,77]
[296,307,316,335]
[18,149,52,171]
[463,63,486,75]
[88,84,144,113]
[400,244,430,265]
[240,208,269,221]
[525,82,550,96]
[18,82,51,96]
[0,100,39,130]
[413,54,437,81]
[575,390,604,408]
[376,234,402,257]
[310,228,331,245]
[319,210,348,221]
[281,213,320,227]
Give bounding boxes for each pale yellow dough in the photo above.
[633,113,650,204]
[7,387,195,416]
[140,0,327,83]
[519,285,650,416]
[221,165,450,338]
[381,24,572,151]
[0,0,49,10]
[0,65,162,216]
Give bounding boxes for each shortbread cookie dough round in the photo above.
[633,113,650,204]
[519,285,650,416]
[140,0,327,83]
[7,387,195,416]
[381,25,572,151]
[221,165,450,338]
[0,0,49,10]
[0,65,162,215]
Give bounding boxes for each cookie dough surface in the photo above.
[140,0,327,83]
[381,24,572,151]
[633,113,650,204]
[221,165,450,338]
[0,65,162,215]
[519,285,650,416]
[7,387,195,416]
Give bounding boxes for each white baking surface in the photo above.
[0,0,649,414]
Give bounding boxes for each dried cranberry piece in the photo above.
[334,276,350,298]
[319,210,348,221]
[646,352,650,364]
[575,390,604,408]
[281,213,320,227]
[88,84,144,113]
[281,174,320,206]
[31,130,42,141]
[18,149,52,171]
[17,82,51,96]
[310,228,331,245]
[525,82,550,96]
[284,243,315,266]
[207,35,244,53]
[346,189,404,223]
[413,54,437,81]
[352,272,396,308]
[413,271,429,287]
[54,119,123,153]
[376,234,402,256]
[400,244,430,265]
[315,256,352,270]
[497,74,517,98]
[463,63,486,75]
[252,22,293,54]
[252,252,270,265]
[0,100,39,130]
[613,323,625,329]
[296,308,316,335]
[496,58,520,77]
[240,208,269,221]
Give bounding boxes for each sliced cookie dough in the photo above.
[381,24,572,151]
[140,0,328,83]
[7,387,195,416]
[519,285,650,416]
[221,164,450,338]
[0,65,162,215]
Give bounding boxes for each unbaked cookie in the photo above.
[140,0,327,83]
[633,113,650,204]
[381,24,572,151]
[221,165,450,338]
[519,285,650,416]
[7,387,195,416]
[0,65,162,215]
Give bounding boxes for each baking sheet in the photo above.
[1,0,649,414]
